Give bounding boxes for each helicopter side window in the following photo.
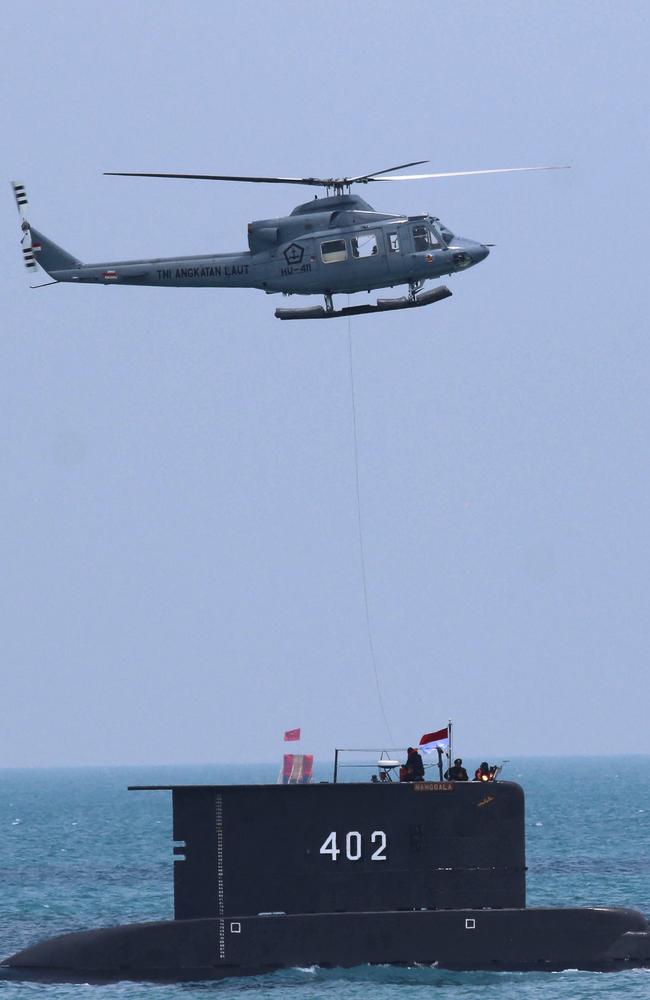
[321,239,348,264]
[412,225,441,252]
[388,233,400,253]
[351,232,378,259]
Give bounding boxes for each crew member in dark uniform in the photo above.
[474,761,494,782]
[445,758,469,781]
[402,747,425,782]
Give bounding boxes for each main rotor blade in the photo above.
[105,165,433,188]
[348,160,429,183]
[370,165,570,182]
[104,163,570,190]
[104,171,328,186]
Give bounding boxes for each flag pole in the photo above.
[448,719,452,776]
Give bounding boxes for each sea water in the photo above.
[0,757,648,999]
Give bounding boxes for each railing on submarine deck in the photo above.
[333,747,446,783]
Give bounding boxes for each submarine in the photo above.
[3,752,650,980]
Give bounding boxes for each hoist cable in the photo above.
[346,315,394,744]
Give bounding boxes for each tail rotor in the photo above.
[11,181,38,271]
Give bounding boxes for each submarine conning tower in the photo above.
[132,779,526,919]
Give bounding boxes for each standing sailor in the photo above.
[402,747,425,782]
[445,758,469,781]
[474,761,494,782]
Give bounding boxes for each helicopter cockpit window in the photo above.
[388,233,400,253]
[321,239,348,264]
[351,232,379,259]
[440,226,455,245]
[412,225,441,252]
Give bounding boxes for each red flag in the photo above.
[284,727,301,742]
[420,726,449,746]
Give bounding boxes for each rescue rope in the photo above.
[346,312,394,743]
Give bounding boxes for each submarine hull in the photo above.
[5,907,650,981]
[5,780,650,980]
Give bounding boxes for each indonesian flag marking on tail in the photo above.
[103,270,118,280]
[284,727,301,742]
[419,726,449,754]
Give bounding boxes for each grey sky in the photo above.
[2,1,649,766]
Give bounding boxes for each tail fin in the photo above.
[30,227,81,275]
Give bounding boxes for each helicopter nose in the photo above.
[450,241,490,270]
[473,243,490,264]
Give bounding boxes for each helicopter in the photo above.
[11,162,567,320]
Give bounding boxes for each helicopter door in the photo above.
[349,230,387,280]
[385,222,409,279]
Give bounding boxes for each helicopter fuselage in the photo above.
[35,194,488,300]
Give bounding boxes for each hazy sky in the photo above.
[2,1,649,766]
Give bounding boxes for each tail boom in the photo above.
[47,251,255,287]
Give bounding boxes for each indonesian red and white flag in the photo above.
[419,726,449,754]
[284,727,301,742]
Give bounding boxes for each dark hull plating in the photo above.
[4,908,650,981]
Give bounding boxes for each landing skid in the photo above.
[275,285,452,320]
